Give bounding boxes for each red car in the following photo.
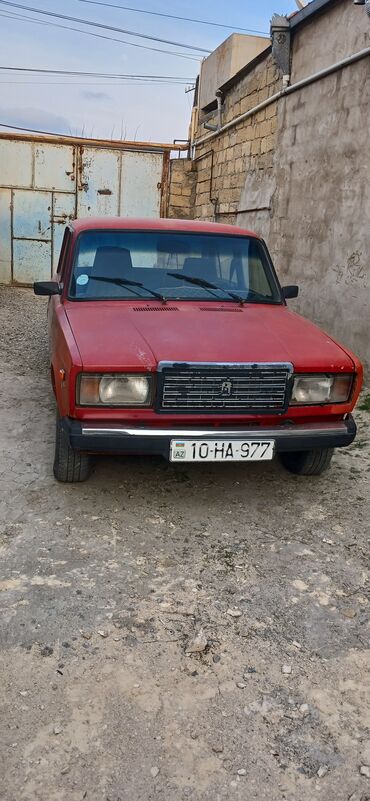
[34,217,363,482]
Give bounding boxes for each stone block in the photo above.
[170,170,185,185]
[260,136,269,155]
[247,75,259,95]
[169,194,189,209]
[254,107,266,124]
[265,134,275,152]
[181,185,193,198]
[258,86,270,104]
[251,139,261,156]
[270,115,278,134]
[265,102,277,120]
[266,65,278,86]
[241,141,252,158]
[260,119,272,138]
[235,127,247,145]
[235,157,245,173]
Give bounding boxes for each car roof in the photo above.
[70,217,260,238]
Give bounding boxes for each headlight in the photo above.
[291,374,353,405]
[78,373,152,406]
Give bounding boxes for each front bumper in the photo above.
[61,415,357,457]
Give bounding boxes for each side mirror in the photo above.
[282,285,299,300]
[34,281,61,296]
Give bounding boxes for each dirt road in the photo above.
[1,286,369,801]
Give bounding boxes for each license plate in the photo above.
[170,439,275,463]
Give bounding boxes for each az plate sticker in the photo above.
[172,442,186,460]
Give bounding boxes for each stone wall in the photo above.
[192,54,281,224]
[168,0,370,370]
[237,0,370,371]
[167,158,196,220]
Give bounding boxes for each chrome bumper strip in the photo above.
[81,422,349,438]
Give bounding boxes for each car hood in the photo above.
[65,301,355,373]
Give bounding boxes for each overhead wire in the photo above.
[0,0,211,52]
[0,65,194,80]
[0,67,194,88]
[0,80,192,84]
[0,8,202,61]
[0,4,201,138]
[77,0,270,36]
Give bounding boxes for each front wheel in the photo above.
[53,413,92,482]
[279,448,334,476]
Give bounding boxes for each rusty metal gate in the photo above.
[0,132,178,285]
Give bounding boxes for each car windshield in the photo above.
[69,230,282,303]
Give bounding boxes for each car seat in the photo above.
[182,257,217,283]
[91,246,133,279]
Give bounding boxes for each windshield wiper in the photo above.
[167,272,246,305]
[167,272,274,304]
[87,275,166,303]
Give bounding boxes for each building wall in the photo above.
[263,56,370,373]
[251,0,370,372]
[290,0,369,82]
[180,0,370,371]
[199,34,270,110]
[193,55,282,224]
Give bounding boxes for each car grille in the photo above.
[158,363,292,413]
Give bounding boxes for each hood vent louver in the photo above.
[199,306,243,313]
[133,306,179,311]
[132,305,243,312]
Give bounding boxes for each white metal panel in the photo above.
[0,189,12,283]
[0,135,167,285]
[0,140,33,188]
[13,189,52,240]
[77,147,120,217]
[120,151,163,217]
[13,239,51,283]
[52,192,75,270]
[34,143,76,192]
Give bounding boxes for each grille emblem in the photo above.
[158,362,292,413]
[220,379,232,397]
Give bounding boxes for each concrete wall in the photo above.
[291,0,369,82]
[182,0,370,371]
[199,34,270,110]
[239,0,370,372]
[261,56,370,372]
[171,0,370,370]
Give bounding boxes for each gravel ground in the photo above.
[0,286,369,801]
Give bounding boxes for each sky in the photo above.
[0,0,297,143]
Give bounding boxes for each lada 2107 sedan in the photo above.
[34,218,363,482]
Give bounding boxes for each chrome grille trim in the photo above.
[157,362,293,414]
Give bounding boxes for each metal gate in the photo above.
[0,132,175,284]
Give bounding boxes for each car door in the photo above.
[49,227,72,363]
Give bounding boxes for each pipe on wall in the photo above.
[215,90,223,130]
[192,45,370,151]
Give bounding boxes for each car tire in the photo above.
[53,413,91,482]
[279,448,334,476]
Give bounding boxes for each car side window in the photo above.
[57,229,72,279]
